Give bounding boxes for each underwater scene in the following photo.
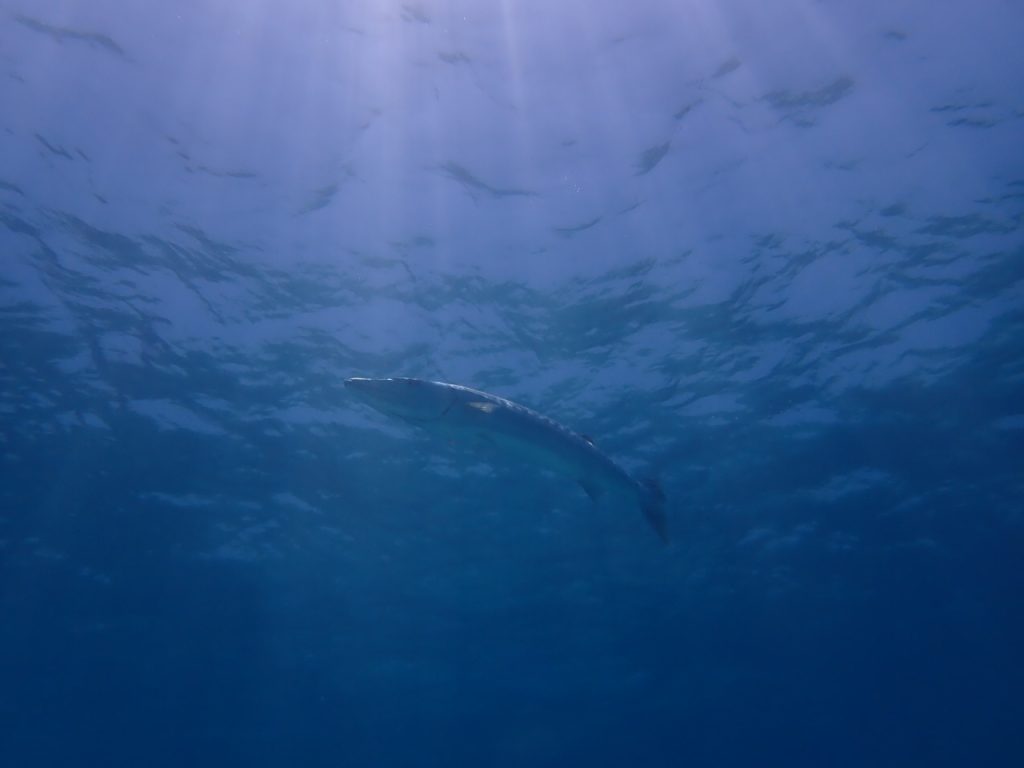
[1,1,1022,766]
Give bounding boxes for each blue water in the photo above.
[2,1,1022,765]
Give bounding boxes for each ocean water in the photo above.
[1,1,1022,766]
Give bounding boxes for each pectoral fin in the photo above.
[579,479,604,503]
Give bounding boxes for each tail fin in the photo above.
[639,477,669,545]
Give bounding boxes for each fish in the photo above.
[344,377,668,543]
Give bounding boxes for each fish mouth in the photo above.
[344,377,414,398]
[344,377,390,405]
[343,377,372,392]
[344,377,456,422]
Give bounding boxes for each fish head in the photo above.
[344,377,455,423]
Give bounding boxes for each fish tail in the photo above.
[639,477,669,544]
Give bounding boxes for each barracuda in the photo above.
[344,377,668,543]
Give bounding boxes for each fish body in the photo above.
[344,377,668,543]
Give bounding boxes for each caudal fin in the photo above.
[639,477,669,545]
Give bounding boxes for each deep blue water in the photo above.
[2,1,1023,766]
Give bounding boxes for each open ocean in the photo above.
[1,1,1022,766]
